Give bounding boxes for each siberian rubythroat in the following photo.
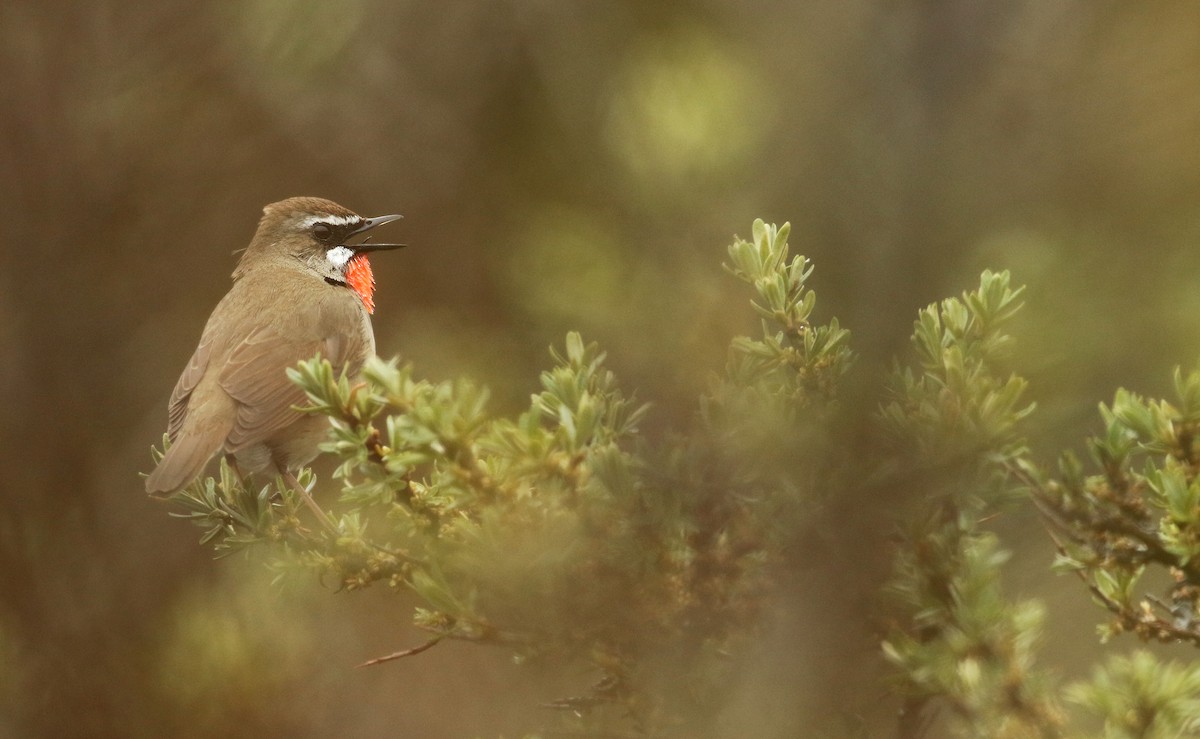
[145,197,403,498]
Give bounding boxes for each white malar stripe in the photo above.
[326,246,355,268]
[298,213,362,229]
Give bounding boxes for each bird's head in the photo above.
[239,197,404,313]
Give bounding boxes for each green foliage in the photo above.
[1068,651,1200,738]
[704,219,854,527]
[165,451,305,555]
[879,270,1034,473]
[156,223,1200,737]
[1035,367,1200,647]
[879,270,1061,738]
[713,221,851,412]
[883,529,1059,737]
[160,219,851,736]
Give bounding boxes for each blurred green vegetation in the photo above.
[1,1,1199,736]
[160,221,853,735]
[154,564,321,736]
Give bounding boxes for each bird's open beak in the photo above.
[345,214,405,251]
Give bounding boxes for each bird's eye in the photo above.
[312,223,333,242]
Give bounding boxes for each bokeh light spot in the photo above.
[604,29,770,186]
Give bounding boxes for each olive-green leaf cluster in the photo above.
[1035,367,1200,648]
[880,270,1062,738]
[154,223,1200,738]
[1067,650,1200,738]
[160,220,851,736]
[712,219,852,428]
[880,270,1034,475]
[883,529,1059,737]
[703,219,853,526]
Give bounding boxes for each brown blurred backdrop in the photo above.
[1,1,1199,736]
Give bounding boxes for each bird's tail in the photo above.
[145,430,223,497]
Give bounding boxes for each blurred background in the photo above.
[2,1,1199,736]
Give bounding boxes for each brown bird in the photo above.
[146,197,404,508]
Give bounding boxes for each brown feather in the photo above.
[146,383,235,495]
[220,297,369,452]
[167,337,211,442]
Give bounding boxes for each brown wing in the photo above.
[166,337,212,442]
[219,300,370,452]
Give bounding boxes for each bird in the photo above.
[145,196,404,516]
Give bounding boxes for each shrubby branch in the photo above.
[157,219,1200,737]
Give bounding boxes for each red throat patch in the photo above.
[345,254,376,314]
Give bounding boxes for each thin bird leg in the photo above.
[224,454,255,494]
[279,467,338,533]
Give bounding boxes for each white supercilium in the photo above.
[298,214,361,229]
